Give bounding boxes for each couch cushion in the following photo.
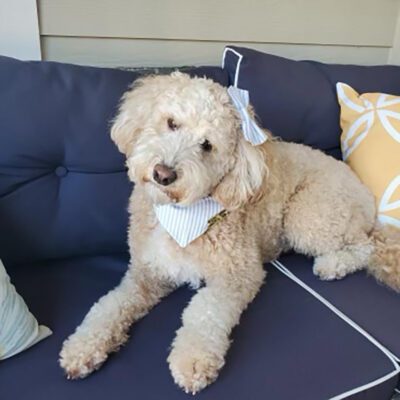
[222,46,400,159]
[1,255,398,400]
[275,253,400,364]
[0,57,228,264]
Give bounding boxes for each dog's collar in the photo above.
[154,197,226,247]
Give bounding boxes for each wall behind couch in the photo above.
[0,0,41,60]
[5,0,400,67]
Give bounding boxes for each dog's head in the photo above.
[111,72,268,209]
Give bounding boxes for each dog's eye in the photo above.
[201,139,213,152]
[167,118,179,131]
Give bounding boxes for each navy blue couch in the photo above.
[1,46,400,400]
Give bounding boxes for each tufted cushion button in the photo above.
[55,166,68,178]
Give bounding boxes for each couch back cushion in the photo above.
[0,56,228,263]
[222,46,400,158]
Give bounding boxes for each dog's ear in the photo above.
[110,110,139,155]
[111,76,156,155]
[213,134,268,210]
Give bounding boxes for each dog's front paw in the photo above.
[168,342,224,394]
[59,333,109,379]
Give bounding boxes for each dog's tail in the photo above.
[366,224,400,292]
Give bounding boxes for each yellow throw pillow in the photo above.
[336,82,400,228]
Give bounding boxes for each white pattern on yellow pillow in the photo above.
[337,82,400,228]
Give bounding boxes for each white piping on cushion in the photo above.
[221,47,243,88]
[272,260,400,363]
[271,259,400,400]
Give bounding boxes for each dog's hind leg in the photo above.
[313,242,373,281]
[60,262,175,379]
[283,179,376,282]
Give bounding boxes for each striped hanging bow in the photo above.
[227,86,267,145]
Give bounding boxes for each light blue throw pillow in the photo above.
[0,260,51,360]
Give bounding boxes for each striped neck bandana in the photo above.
[227,86,268,145]
[154,197,224,247]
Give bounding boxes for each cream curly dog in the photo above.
[60,72,400,394]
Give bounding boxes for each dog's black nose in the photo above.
[153,164,177,186]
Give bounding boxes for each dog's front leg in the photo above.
[60,262,175,379]
[168,266,265,394]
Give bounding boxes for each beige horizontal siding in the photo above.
[38,0,399,47]
[38,0,400,66]
[0,0,41,60]
[389,7,400,64]
[42,36,390,67]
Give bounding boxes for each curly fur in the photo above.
[60,72,400,394]
[368,225,400,291]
